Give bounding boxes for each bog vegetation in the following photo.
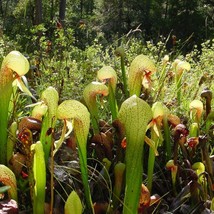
[0,0,214,214]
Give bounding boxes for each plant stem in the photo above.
[0,67,13,164]
[0,51,30,164]
[39,87,59,164]
[112,162,126,210]
[147,148,155,193]
[31,142,46,214]
[91,112,100,134]
[57,100,94,213]
[50,135,54,214]
[39,116,53,163]
[78,144,94,214]
[163,116,171,160]
[155,64,167,101]
[121,55,128,98]
[118,95,152,214]
[176,73,182,106]
[108,84,118,120]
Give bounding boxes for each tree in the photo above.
[34,0,43,25]
[0,0,3,17]
[59,0,66,27]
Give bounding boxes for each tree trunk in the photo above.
[50,0,54,21]
[164,0,169,20]
[59,0,66,27]
[34,0,43,25]
[145,0,151,39]
[0,0,3,17]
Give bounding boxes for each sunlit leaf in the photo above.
[128,54,156,96]
[65,191,83,214]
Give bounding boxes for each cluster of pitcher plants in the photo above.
[0,49,213,214]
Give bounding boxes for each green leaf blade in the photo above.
[118,95,152,214]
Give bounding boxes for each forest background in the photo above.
[1,0,214,53]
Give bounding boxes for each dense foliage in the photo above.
[0,1,213,214]
[1,0,214,51]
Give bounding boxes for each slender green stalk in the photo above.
[163,116,171,160]
[0,71,13,164]
[115,47,128,97]
[57,100,94,213]
[31,141,46,214]
[121,53,129,98]
[108,84,118,120]
[50,132,54,213]
[112,162,126,210]
[118,95,152,214]
[0,51,29,164]
[91,114,100,134]
[39,86,59,164]
[155,55,169,101]
[78,146,93,213]
[175,73,182,106]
